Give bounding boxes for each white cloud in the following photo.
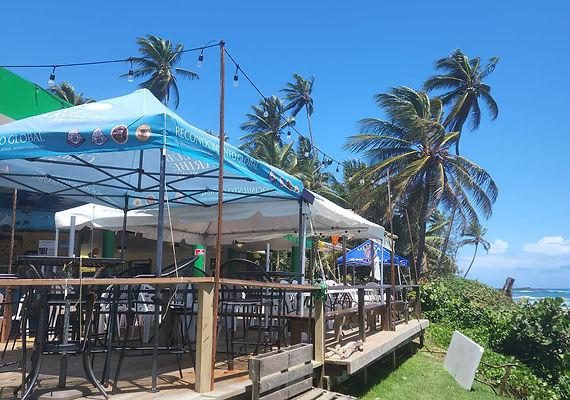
[489,239,509,254]
[522,236,570,256]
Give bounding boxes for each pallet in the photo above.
[292,387,356,400]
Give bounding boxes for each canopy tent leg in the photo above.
[342,235,347,285]
[68,216,76,257]
[380,237,385,305]
[120,195,128,259]
[150,147,167,393]
[265,243,270,272]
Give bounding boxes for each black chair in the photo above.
[12,259,109,400]
[219,259,285,369]
[107,256,200,393]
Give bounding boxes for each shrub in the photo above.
[491,298,570,388]
[422,276,569,399]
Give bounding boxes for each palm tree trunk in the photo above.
[437,206,456,271]
[463,243,479,278]
[415,180,431,279]
[306,108,315,151]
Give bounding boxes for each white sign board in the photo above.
[444,331,484,390]
[38,240,56,256]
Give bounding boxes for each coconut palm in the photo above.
[240,96,294,153]
[293,137,342,202]
[425,49,499,271]
[250,133,299,171]
[460,220,490,278]
[281,74,315,148]
[424,49,499,155]
[49,82,93,105]
[345,87,498,276]
[125,35,198,108]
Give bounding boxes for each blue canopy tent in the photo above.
[0,89,311,260]
[0,89,315,394]
[336,239,409,268]
[336,239,410,284]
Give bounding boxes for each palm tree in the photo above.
[49,82,93,105]
[424,49,499,154]
[425,49,499,271]
[294,137,342,202]
[460,220,490,278]
[126,35,198,108]
[281,74,315,148]
[240,96,294,153]
[250,133,299,172]
[345,87,498,276]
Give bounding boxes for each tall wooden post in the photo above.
[1,188,17,343]
[387,170,396,331]
[342,235,347,285]
[196,283,215,393]
[314,296,325,387]
[210,40,225,392]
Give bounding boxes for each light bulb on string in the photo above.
[197,49,204,68]
[233,64,239,87]
[336,163,340,173]
[286,130,292,143]
[127,58,134,82]
[359,178,365,185]
[47,66,56,88]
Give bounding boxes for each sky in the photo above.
[1,1,569,288]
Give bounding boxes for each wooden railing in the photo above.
[0,277,324,394]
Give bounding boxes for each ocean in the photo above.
[512,288,570,307]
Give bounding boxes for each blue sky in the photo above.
[2,1,569,288]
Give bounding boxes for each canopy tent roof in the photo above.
[54,192,385,245]
[0,89,306,210]
[336,239,409,267]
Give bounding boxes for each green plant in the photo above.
[491,298,570,387]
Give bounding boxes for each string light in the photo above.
[233,64,239,87]
[359,178,365,185]
[47,66,56,88]
[127,58,134,82]
[197,49,204,68]
[336,163,340,173]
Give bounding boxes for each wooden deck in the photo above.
[324,319,429,383]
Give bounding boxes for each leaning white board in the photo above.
[444,331,484,390]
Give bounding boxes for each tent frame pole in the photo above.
[120,195,128,259]
[150,145,167,392]
[342,235,347,285]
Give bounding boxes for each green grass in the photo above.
[343,349,502,400]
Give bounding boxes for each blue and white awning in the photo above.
[0,89,306,210]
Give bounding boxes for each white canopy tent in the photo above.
[54,191,385,246]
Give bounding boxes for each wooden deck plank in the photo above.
[325,319,429,375]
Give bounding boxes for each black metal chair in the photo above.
[107,256,200,393]
[219,259,285,369]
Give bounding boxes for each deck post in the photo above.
[314,295,325,387]
[381,287,391,331]
[357,287,365,342]
[414,286,421,318]
[196,282,215,393]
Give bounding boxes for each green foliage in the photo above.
[491,298,570,387]
[422,276,569,399]
[127,35,198,108]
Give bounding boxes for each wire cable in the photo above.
[224,47,343,169]
[0,43,220,69]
